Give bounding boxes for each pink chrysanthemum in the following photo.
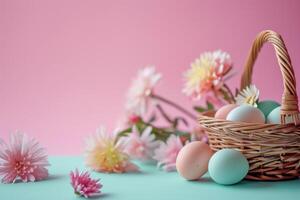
[85,126,139,173]
[126,66,161,116]
[123,126,160,161]
[70,169,102,198]
[153,135,186,172]
[0,132,49,183]
[183,50,232,100]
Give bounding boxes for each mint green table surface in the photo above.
[1,156,299,200]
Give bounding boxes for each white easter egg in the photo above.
[226,105,265,123]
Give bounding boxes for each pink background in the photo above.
[1,0,300,155]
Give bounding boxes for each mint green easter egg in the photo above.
[266,106,281,124]
[257,100,280,118]
[266,106,299,124]
[208,149,249,185]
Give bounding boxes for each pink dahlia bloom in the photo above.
[0,132,49,183]
[70,169,102,198]
[85,126,139,173]
[123,126,160,161]
[126,66,161,116]
[183,50,232,100]
[153,135,186,172]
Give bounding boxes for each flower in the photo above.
[0,132,49,183]
[85,126,139,173]
[128,115,142,125]
[153,135,186,171]
[183,50,232,100]
[235,84,259,106]
[70,169,102,198]
[126,66,161,116]
[123,126,160,161]
[115,113,142,131]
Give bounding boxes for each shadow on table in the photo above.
[3,174,66,184]
[234,178,300,190]
[88,193,113,199]
[188,176,300,190]
[195,177,212,183]
[186,177,216,186]
[46,174,66,181]
[92,170,150,177]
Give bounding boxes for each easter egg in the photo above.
[215,104,239,119]
[257,100,280,118]
[266,106,281,124]
[266,106,299,124]
[176,141,214,180]
[208,149,249,185]
[226,105,265,123]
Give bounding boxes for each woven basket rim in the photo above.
[198,115,300,128]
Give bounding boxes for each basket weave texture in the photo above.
[199,30,300,181]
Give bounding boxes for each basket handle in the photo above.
[240,30,299,125]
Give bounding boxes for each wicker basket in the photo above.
[199,30,300,181]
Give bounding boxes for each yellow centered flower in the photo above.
[183,50,232,100]
[186,62,213,88]
[85,127,138,173]
[236,84,260,107]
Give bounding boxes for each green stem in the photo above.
[151,94,197,121]
[155,104,173,124]
[116,119,190,142]
[155,104,189,128]
[222,84,235,104]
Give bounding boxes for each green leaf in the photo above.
[172,130,191,142]
[193,106,206,113]
[116,127,132,139]
[173,130,189,136]
[220,88,231,103]
[206,101,214,110]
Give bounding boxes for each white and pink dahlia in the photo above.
[183,50,232,100]
[70,169,102,198]
[126,66,161,116]
[123,126,160,161]
[153,135,186,172]
[0,132,49,183]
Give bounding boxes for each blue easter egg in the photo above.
[208,149,249,185]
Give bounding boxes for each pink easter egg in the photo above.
[176,141,214,180]
[215,104,239,119]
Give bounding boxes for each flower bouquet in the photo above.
[84,50,235,172]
